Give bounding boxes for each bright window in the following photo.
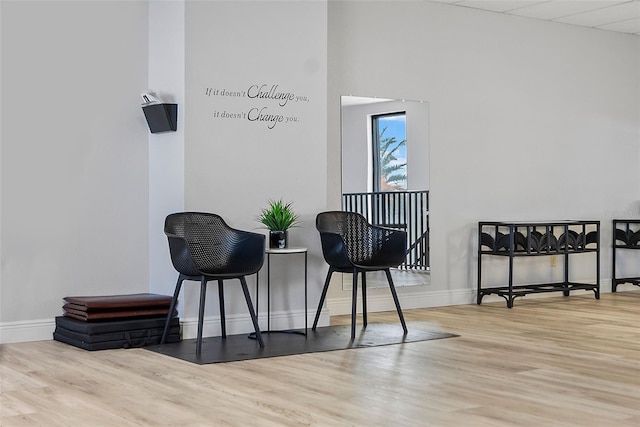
[372,112,407,191]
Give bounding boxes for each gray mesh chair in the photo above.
[312,211,408,339]
[160,212,265,354]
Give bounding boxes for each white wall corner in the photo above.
[148,0,186,299]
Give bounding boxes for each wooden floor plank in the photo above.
[1,291,638,426]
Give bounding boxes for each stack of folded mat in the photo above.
[53,293,181,351]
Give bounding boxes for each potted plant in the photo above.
[257,199,300,249]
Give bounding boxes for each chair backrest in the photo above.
[165,212,265,277]
[316,211,406,268]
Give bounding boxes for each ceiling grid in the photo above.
[430,0,640,35]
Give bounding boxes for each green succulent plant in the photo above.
[257,199,300,231]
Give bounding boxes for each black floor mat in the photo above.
[144,323,458,364]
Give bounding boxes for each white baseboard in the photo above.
[0,310,312,344]
[325,288,474,316]
[0,318,56,344]
[179,309,310,339]
[326,279,613,316]
[0,280,616,344]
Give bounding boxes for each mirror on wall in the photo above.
[341,95,430,288]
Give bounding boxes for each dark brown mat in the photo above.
[63,293,172,310]
[145,323,458,364]
[62,306,173,321]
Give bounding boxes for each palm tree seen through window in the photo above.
[372,112,407,191]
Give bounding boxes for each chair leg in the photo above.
[385,269,407,334]
[361,272,367,328]
[218,280,226,338]
[240,276,264,348]
[312,267,334,330]
[351,268,358,340]
[161,275,183,344]
[196,276,208,354]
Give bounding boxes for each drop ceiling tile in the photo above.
[456,0,547,13]
[509,1,626,20]
[554,1,640,27]
[428,0,639,36]
[597,17,640,33]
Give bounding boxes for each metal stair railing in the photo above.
[342,190,429,270]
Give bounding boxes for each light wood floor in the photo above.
[1,290,639,426]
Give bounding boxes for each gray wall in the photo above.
[326,1,640,311]
[1,0,638,342]
[1,1,150,341]
[179,0,328,336]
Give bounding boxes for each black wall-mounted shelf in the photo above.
[612,219,640,292]
[477,220,600,308]
[142,103,177,133]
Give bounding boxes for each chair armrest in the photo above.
[361,226,407,268]
[166,235,201,276]
[225,230,266,275]
[319,232,353,270]
[166,229,265,277]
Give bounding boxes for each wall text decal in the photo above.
[204,83,310,130]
